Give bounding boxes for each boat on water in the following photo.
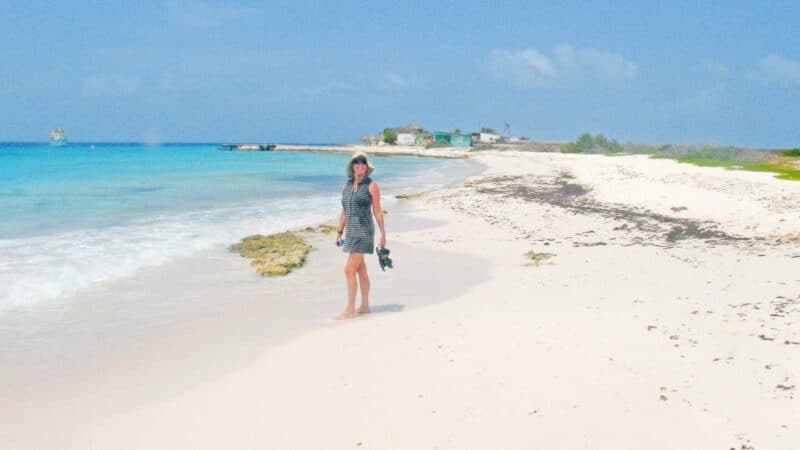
[50,128,67,146]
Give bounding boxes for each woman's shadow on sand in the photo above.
[369,304,404,314]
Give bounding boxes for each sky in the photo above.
[0,1,798,147]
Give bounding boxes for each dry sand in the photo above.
[4,151,800,449]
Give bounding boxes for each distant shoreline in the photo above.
[274,143,471,158]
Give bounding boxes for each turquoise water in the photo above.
[0,143,475,311]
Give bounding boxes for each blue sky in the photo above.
[1,1,798,147]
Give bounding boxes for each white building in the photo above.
[396,133,416,145]
[479,132,501,144]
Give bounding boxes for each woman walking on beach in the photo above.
[334,151,386,320]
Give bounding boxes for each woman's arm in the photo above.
[369,182,386,248]
[336,208,345,242]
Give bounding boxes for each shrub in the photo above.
[382,128,397,145]
[562,133,623,154]
[425,141,451,149]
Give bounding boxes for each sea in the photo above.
[0,142,478,312]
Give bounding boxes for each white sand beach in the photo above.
[3,151,799,449]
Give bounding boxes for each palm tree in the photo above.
[503,122,511,139]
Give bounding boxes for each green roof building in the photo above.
[432,131,472,148]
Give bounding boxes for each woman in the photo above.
[334,151,386,320]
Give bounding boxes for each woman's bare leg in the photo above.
[334,253,363,320]
[356,258,370,314]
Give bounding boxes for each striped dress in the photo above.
[341,176,375,254]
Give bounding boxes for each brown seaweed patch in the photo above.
[315,224,339,234]
[229,232,312,277]
[665,223,731,243]
[396,192,424,199]
[300,224,339,234]
[467,172,746,246]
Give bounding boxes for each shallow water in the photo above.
[0,143,481,311]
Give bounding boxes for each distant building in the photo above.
[432,131,472,148]
[478,132,501,144]
[416,132,433,146]
[390,126,428,146]
[396,132,416,145]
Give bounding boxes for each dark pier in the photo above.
[220,143,276,151]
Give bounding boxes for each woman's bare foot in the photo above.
[333,310,357,320]
[357,305,371,315]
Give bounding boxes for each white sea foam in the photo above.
[0,156,482,313]
[0,195,339,312]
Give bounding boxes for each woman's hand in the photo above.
[335,231,343,247]
[379,234,386,249]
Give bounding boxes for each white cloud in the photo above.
[487,45,638,87]
[296,81,355,98]
[703,61,729,77]
[166,0,255,28]
[376,72,422,90]
[751,54,800,86]
[157,70,205,91]
[677,83,726,109]
[82,74,141,96]
[487,49,555,86]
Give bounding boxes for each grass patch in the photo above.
[666,156,800,181]
[560,132,800,181]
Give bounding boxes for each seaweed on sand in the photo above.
[524,251,556,267]
[396,192,425,199]
[466,172,747,246]
[229,232,312,276]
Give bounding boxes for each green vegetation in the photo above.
[524,251,556,267]
[562,133,623,154]
[229,232,312,276]
[471,143,495,151]
[425,141,451,149]
[561,132,800,181]
[382,128,397,145]
[669,156,800,181]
